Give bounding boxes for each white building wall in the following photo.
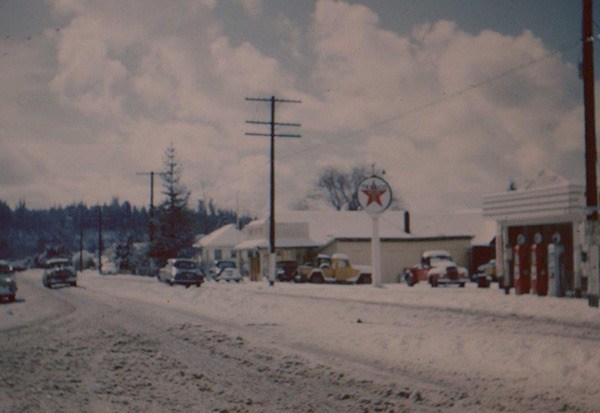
[323,238,472,283]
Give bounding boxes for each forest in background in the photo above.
[0,197,253,261]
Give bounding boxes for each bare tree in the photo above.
[294,165,403,211]
[315,165,369,211]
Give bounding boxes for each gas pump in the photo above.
[547,233,565,297]
[513,234,530,295]
[502,243,513,294]
[530,232,548,296]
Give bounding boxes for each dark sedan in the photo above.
[43,258,77,288]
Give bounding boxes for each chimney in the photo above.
[404,210,410,234]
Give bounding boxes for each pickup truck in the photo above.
[402,250,468,287]
[295,253,372,284]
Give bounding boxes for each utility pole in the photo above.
[137,171,165,276]
[136,171,164,243]
[583,0,599,307]
[79,209,84,272]
[98,205,103,274]
[245,95,301,286]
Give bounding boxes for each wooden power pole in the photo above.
[583,0,599,306]
[245,96,301,285]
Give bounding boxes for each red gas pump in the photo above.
[513,240,530,295]
[530,240,548,296]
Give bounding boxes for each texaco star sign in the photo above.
[357,176,392,214]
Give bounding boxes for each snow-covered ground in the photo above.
[2,269,599,412]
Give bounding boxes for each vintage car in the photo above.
[208,260,237,280]
[214,266,242,283]
[158,258,204,287]
[43,258,78,288]
[471,258,497,288]
[294,253,372,284]
[276,260,298,282]
[402,250,468,287]
[0,260,17,303]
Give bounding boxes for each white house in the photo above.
[195,224,243,271]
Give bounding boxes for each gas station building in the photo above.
[482,171,587,297]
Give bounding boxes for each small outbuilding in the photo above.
[195,224,243,272]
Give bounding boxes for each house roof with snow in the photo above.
[235,210,412,250]
[410,211,496,245]
[195,224,242,249]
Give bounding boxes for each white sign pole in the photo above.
[371,213,382,287]
[357,174,391,288]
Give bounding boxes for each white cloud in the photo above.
[239,0,263,20]
[1,0,587,217]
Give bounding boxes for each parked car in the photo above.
[295,254,372,284]
[158,258,204,287]
[276,260,298,282]
[43,258,77,288]
[0,260,17,303]
[215,266,242,283]
[476,259,497,281]
[402,250,468,287]
[471,258,497,288]
[208,260,237,280]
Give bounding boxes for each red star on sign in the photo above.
[361,181,387,206]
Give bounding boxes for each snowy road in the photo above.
[1,270,599,412]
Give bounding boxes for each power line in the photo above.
[278,38,581,163]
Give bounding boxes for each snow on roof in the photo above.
[276,210,411,244]
[410,210,495,245]
[235,237,320,250]
[195,224,242,248]
[422,250,452,258]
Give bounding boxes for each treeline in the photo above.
[0,197,253,260]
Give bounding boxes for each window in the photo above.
[214,249,222,261]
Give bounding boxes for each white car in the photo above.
[427,259,469,287]
[214,266,242,283]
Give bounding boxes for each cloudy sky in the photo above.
[1,0,597,216]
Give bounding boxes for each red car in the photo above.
[402,250,469,287]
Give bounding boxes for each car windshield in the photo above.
[217,261,235,269]
[174,260,197,270]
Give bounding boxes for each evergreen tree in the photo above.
[150,144,196,262]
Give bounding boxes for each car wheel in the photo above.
[9,295,15,303]
[310,273,324,284]
[430,277,438,287]
[196,282,202,287]
[185,284,190,289]
[70,282,77,287]
[45,282,52,289]
[168,281,173,287]
[405,275,414,287]
[459,283,465,288]
[357,274,371,284]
